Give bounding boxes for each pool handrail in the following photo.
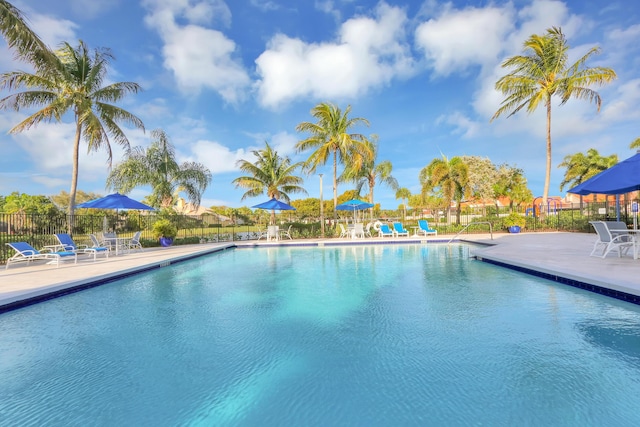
[447,221,493,243]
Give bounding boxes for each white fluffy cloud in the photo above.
[255,2,415,108]
[419,0,591,140]
[1,111,147,193]
[189,140,249,174]
[415,4,514,76]
[142,0,249,103]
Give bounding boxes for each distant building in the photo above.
[174,198,238,225]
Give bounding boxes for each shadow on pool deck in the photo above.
[1,232,639,312]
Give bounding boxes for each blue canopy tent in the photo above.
[568,151,640,226]
[336,199,374,222]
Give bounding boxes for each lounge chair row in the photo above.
[338,220,438,238]
[5,232,143,270]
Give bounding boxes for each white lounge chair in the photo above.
[127,231,143,252]
[352,223,365,239]
[90,234,112,252]
[279,225,293,240]
[338,224,349,238]
[55,233,109,261]
[256,228,268,240]
[589,221,634,258]
[364,222,373,238]
[6,242,77,269]
[267,225,279,241]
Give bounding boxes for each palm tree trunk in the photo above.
[333,149,338,221]
[369,185,375,221]
[68,123,82,233]
[542,100,552,218]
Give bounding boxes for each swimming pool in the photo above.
[1,244,640,425]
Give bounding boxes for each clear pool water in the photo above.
[2,244,640,426]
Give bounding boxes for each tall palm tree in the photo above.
[233,141,307,224]
[295,102,373,219]
[341,136,398,220]
[420,155,469,224]
[558,148,618,192]
[491,27,616,215]
[106,129,212,209]
[0,39,144,215]
[395,187,411,221]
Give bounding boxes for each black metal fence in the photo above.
[1,200,637,265]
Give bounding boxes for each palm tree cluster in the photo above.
[0,1,211,216]
[2,4,621,223]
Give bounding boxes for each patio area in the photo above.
[1,232,639,312]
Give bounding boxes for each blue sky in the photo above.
[1,0,639,209]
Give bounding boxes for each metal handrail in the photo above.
[447,221,493,243]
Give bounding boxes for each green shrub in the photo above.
[503,212,526,229]
[151,219,177,239]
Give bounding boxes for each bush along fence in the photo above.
[1,199,637,264]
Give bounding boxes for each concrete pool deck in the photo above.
[1,231,639,312]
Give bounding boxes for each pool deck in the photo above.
[1,232,639,312]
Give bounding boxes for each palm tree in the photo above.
[0,39,144,215]
[295,102,373,219]
[420,155,469,224]
[558,148,617,208]
[341,136,398,220]
[491,27,616,216]
[0,1,54,66]
[232,141,307,224]
[630,138,640,150]
[559,148,618,192]
[395,187,411,221]
[106,129,212,209]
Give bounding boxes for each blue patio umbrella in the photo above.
[568,151,640,195]
[336,199,374,221]
[252,198,296,211]
[76,193,155,210]
[252,198,296,225]
[568,151,640,224]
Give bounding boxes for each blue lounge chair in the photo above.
[55,233,109,261]
[5,242,77,269]
[378,224,394,237]
[417,220,437,236]
[392,222,409,237]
